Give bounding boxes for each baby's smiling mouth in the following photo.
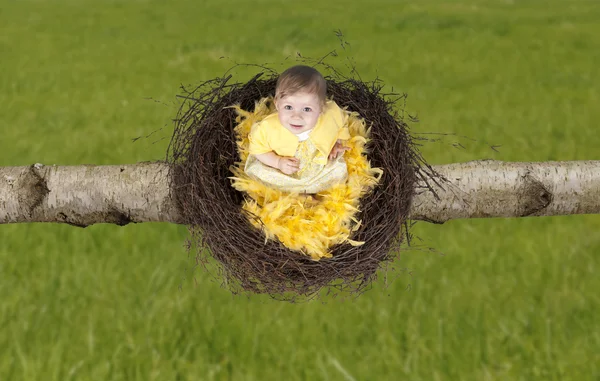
[290,124,303,129]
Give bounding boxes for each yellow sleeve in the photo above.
[337,126,350,141]
[248,122,273,155]
[335,105,350,140]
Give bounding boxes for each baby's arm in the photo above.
[248,121,299,174]
[328,104,352,160]
[255,151,299,175]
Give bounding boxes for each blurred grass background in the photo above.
[1,0,599,380]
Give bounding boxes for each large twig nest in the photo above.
[167,66,431,299]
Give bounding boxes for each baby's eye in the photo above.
[284,105,292,110]
[303,107,312,112]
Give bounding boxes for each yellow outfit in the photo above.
[245,100,351,193]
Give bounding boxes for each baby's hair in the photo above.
[275,65,327,105]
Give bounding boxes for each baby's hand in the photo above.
[277,156,300,175]
[329,140,350,160]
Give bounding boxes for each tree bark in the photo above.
[410,160,600,223]
[1,160,599,226]
[0,162,183,226]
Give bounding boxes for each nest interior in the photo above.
[167,70,426,298]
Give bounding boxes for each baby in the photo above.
[244,65,351,194]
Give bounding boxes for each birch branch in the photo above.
[410,160,600,223]
[1,160,599,226]
[0,162,183,226]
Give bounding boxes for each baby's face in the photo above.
[276,91,322,135]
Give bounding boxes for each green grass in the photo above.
[1,0,599,379]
